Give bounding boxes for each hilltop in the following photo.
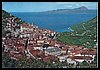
[72,6,88,10]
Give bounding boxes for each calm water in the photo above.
[10,12,97,32]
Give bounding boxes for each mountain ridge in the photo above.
[41,6,97,14]
[72,6,88,10]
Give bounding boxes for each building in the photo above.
[70,56,93,63]
[45,47,61,56]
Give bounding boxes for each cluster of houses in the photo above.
[2,15,97,65]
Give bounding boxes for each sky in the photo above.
[2,2,98,12]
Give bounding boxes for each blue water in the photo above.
[10,12,97,32]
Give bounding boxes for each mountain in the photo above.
[73,6,88,10]
[42,6,97,14]
[57,16,97,49]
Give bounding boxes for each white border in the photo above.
[97,2,98,68]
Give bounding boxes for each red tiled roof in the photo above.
[15,44,24,47]
[50,40,56,45]
[62,48,68,51]
[15,44,25,50]
[70,56,93,60]
[32,44,42,47]
[29,40,36,44]
[43,55,58,62]
[17,47,23,51]
[21,23,33,28]
[30,50,42,56]
[27,46,33,50]
[35,52,46,59]
[15,38,24,41]
[81,49,96,55]
[11,53,22,60]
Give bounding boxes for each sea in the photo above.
[10,12,97,32]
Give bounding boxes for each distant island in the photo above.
[40,6,97,14]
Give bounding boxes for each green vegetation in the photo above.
[2,53,17,68]
[57,16,97,49]
[2,10,11,18]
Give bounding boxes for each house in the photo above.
[49,40,56,46]
[66,58,76,65]
[29,49,43,58]
[61,48,68,54]
[3,40,14,52]
[44,40,50,44]
[55,42,64,48]
[10,50,22,61]
[15,44,25,51]
[20,23,33,32]
[43,55,58,62]
[55,43,61,47]
[28,40,36,44]
[67,47,74,55]
[3,45,9,52]
[15,38,25,44]
[2,37,6,41]
[70,56,93,63]
[57,55,68,62]
[70,50,81,56]
[36,39,45,44]
[33,44,43,50]
[80,49,96,60]
[20,32,33,38]
[66,47,96,63]
[29,50,42,56]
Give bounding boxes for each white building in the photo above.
[45,47,61,56]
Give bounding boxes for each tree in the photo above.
[79,61,89,68]
[2,54,17,68]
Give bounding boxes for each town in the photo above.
[2,13,97,67]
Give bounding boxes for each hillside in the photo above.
[2,10,26,37]
[57,16,97,49]
[42,6,97,14]
[2,10,97,68]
